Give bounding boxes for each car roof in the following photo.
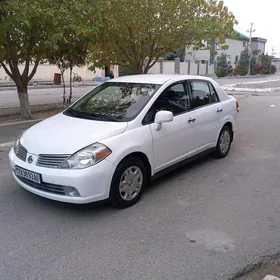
[108,74,214,84]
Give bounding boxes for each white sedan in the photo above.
[9,74,239,208]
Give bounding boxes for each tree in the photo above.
[237,49,249,76]
[235,49,259,76]
[47,38,89,104]
[164,48,186,62]
[47,56,69,103]
[0,0,100,118]
[90,0,237,74]
[216,53,229,77]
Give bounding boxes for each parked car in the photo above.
[9,74,239,208]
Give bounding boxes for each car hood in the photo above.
[20,113,128,155]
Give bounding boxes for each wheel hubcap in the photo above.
[219,130,231,154]
[119,166,143,201]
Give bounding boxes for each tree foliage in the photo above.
[216,53,229,77]
[0,0,100,118]
[234,50,274,76]
[90,0,237,74]
[0,0,237,118]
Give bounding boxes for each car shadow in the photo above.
[146,153,217,193]
[18,153,218,216]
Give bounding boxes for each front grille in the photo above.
[15,173,66,195]
[37,154,70,168]
[16,143,27,162]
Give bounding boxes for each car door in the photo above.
[187,80,221,152]
[143,82,198,173]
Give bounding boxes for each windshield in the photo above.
[64,82,161,122]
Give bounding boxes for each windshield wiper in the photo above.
[65,109,121,122]
[95,115,121,122]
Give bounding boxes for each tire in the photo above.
[213,125,232,158]
[109,156,148,208]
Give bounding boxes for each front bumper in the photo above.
[9,148,116,204]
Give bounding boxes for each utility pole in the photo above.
[246,23,256,76]
[270,47,276,74]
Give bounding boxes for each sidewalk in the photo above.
[0,80,99,91]
[221,78,280,93]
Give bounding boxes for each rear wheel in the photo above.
[213,125,232,158]
[109,157,148,208]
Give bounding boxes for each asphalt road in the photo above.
[0,75,280,108]
[0,120,41,144]
[1,94,280,279]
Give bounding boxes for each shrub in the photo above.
[216,53,229,77]
[232,65,243,76]
[271,65,277,74]
[119,66,138,76]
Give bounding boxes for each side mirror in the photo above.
[154,111,173,131]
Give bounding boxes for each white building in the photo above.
[251,37,267,54]
[185,30,267,67]
[272,57,280,73]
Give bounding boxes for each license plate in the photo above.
[15,166,41,184]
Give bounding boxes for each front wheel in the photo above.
[109,157,148,208]
[213,126,232,158]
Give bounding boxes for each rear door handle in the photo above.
[217,108,223,113]
[188,117,196,123]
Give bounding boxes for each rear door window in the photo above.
[189,80,211,109]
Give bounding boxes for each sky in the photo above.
[223,0,279,56]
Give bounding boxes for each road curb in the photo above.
[0,118,43,127]
[0,141,14,152]
[0,102,65,117]
[222,87,280,93]
[0,82,99,91]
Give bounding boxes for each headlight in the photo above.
[58,143,111,170]
[14,133,23,154]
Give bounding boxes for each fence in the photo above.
[0,59,216,84]
[148,58,215,76]
[0,64,103,83]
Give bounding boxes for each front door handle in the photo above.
[217,108,223,113]
[188,117,196,123]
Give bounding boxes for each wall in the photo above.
[185,38,248,66]
[162,61,175,74]
[185,46,211,62]
[148,63,160,74]
[148,60,215,76]
[252,40,266,54]
[251,41,259,53]
[272,59,280,72]
[215,38,247,65]
[0,63,105,82]
[0,61,215,83]
[257,42,266,54]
